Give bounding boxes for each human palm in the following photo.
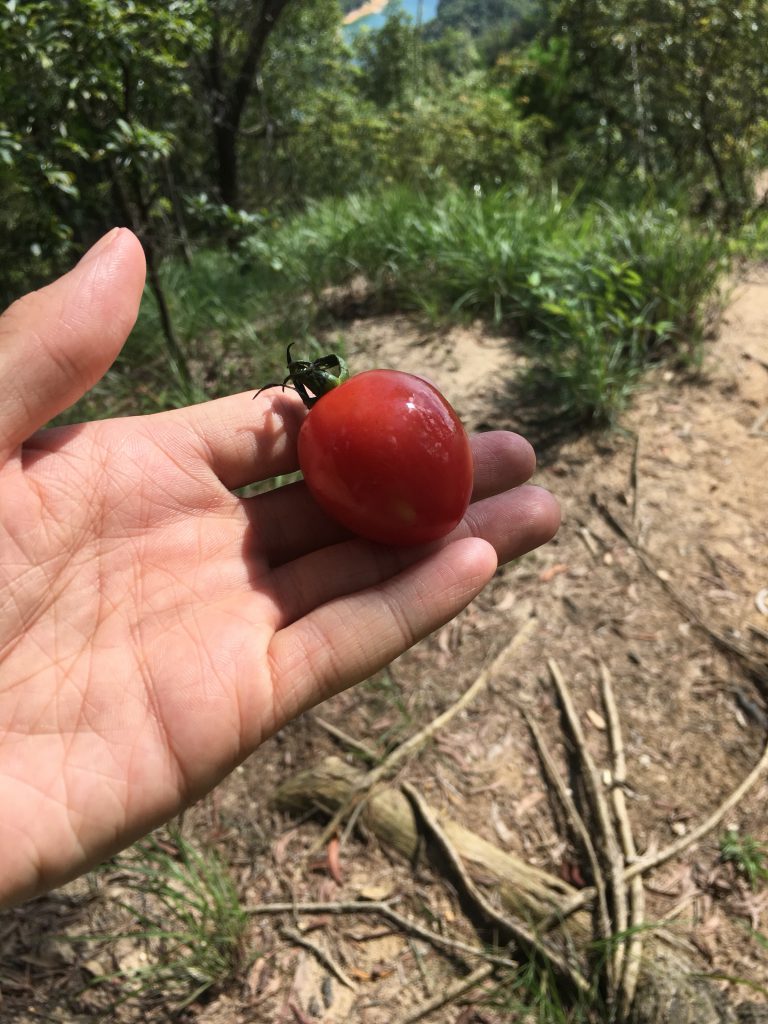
[0,229,559,906]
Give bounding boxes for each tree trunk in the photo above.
[205,0,293,208]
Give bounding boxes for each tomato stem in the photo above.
[254,345,350,409]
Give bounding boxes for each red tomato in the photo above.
[297,370,473,546]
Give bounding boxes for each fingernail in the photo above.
[78,227,122,266]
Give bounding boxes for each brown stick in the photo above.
[522,708,612,946]
[548,658,628,992]
[401,781,589,994]
[397,964,495,1024]
[599,662,645,1020]
[312,716,378,763]
[309,620,537,854]
[248,900,520,970]
[630,431,641,524]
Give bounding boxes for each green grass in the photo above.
[719,829,768,890]
[64,184,728,427]
[238,186,727,423]
[69,828,250,1013]
[730,209,768,262]
[480,954,606,1024]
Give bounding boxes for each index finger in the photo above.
[153,387,307,489]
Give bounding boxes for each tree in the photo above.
[514,0,768,219]
[354,9,423,108]
[199,0,293,208]
[0,0,212,376]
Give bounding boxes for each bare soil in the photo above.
[2,274,767,1023]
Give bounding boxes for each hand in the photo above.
[0,229,560,906]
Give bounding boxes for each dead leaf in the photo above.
[273,828,297,866]
[538,563,569,583]
[247,956,274,998]
[250,974,283,1007]
[349,966,373,981]
[289,1000,316,1024]
[327,836,343,886]
[560,860,588,888]
[369,960,395,981]
[586,708,607,731]
[81,959,108,978]
[493,590,516,611]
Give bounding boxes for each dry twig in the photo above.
[312,717,378,763]
[401,780,589,994]
[397,964,495,1024]
[547,658,628,992]
[521,707,612,947]
[279,925,357,991]
[248,900,520,970]
[309,620,537,854]
[599,661,645,1020]
[629,432,641,524]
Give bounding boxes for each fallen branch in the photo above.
[599,661,645,1020]
[274,756,582,931]
[275,754,759,1024]
[248,900,520,970]
[548,657,628,993]
[309,619,537,854]
[401,781,590,995]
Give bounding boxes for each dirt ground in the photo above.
[1,272,767,1023]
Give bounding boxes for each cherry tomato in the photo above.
[297,369,473,546]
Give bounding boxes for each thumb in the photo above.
[0,228,146,459]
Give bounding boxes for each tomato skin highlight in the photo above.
[298,370,473,546]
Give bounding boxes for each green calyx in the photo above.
[254,343,349,409]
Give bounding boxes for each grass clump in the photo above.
[720,829,768,890]
[242,186,727,423]
[73,829,250,1013]
[74,185,726,428]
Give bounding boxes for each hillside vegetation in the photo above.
[1,0,766,420]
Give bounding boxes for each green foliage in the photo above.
[70,829,249,1012]
[481,953,605,1023]
[354,8,423,107]
[720,830,768,890]
[0,0,209,303]
[514,0,768,220]
[241,185,725,422]
[1,0,752,428]
[434,0,538,39]
[730,209,768,262]
[260,63,544,204]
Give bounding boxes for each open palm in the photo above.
[0,229,559,906]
